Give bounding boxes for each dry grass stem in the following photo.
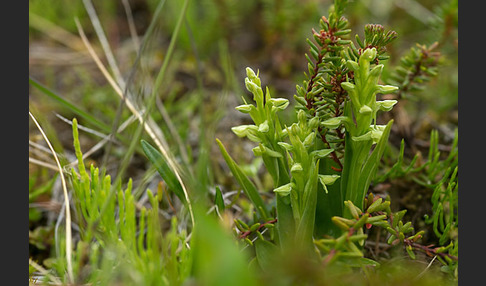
[29,111,74,283]
[29,258,63,285]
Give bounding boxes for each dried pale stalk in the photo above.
[29,111,74,283]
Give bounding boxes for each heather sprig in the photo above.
[318,194,457,268]
[353,24,398,62]
[387,42,441,100]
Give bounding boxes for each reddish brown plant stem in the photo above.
[239,218,278,240]
[323,249,337,266]
[305,49,324,110]
[404,240,458,261]
[318,126,343,171]
[330,71,348,149]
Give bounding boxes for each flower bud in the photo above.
[376,85,398,94]
[273,183,293,196]
[376,100,397,111]
[311,148,334,159]
[245,67,261,86]
[371,129,383,144]
[291,163,303,174]
[297,109,307,124]
[231,125,249,137]
[244,77,255,93]
[269,98,289,110]
[258,120,269,133]
[361,48,377,62]
[235,104,254,113]
[252,146,263,157]
[321,117,340,129]
[231,125,258,137]
[308,117,320,130]
[359,105,373,114]
[341,82,355,92]
[246,67,257,79]
[303,132,316,147]
[346,60,360,72]
[277,142,293,151]
[318,174,340,185]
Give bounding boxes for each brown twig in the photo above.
[305,46,325,110]
[239,218,278,240]
[318,126,343,171]
[323,249,337,266]
[404,240,458,261]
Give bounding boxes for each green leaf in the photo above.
[141,140,185,204]
[356,120,394,207]
[254,240,278,271]
[191,208,257,286]
[216,139,268,218]
[314,158,344,238]
[214,186,225,212]
[296,160,320,250]
[261,154,280,185]
[30,77,111,134]
[347,257,380,268]
[406,245,416,259]
[321,116,352,129]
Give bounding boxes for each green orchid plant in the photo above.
[216,0,438,268]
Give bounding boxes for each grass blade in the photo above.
[29,77,111,133]
[214,186,225,212]
[254,239,278,271]
[216,139,268,219]
[296,160,319,250]
[141,139,185,205]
